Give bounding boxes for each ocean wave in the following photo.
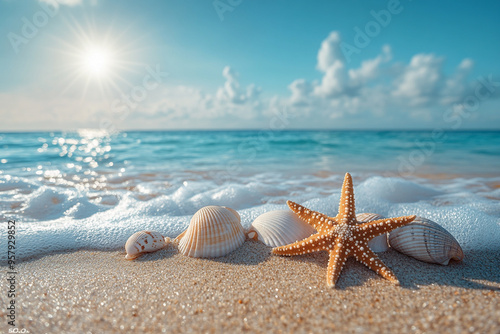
[1,172,499,262]
[1,130,499,261]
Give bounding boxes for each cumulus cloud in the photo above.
[38,0,92,7]
[391,55,476,108]
[284,31,483,125]
[316,31,343,72]
[392,54,445,106]
[314,61,348,98]
[216,66,261,105]
[439,58,474,105]
[348,45,392,86]
[129,66,264,128]
[2,28,498,131]
[312,33,392,99]
[289,79,313,106]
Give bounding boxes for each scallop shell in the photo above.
[247,210,316,247]
[356,213,389,253]
[175,206,245,258]
[125,231,169,260]
[388,216,464,265]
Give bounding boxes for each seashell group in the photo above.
[388,216,464,265]
[125,231,169,260]
[247,210,315,248]
[123,203,464,268]
[175,206,245,258]
[356,213,389,253]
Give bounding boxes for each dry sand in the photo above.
[1,241,499,334]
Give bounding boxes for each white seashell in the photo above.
[247,210,316,247]
[388,216,464,265]
[125,231,169,260]
[175,206,245,258]
[356,213,389,253]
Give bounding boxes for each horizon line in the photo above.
[1,128,500,134]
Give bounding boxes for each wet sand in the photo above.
[1,242,499,333]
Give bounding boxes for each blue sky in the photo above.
[1,0,499,130]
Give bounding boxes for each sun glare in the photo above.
[82,46,112,76]
[57,19,146,100]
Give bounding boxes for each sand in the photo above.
[1,242,499,334]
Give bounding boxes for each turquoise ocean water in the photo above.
[1,130,499,260]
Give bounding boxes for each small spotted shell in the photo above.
[175,206,245,258]
[388,216,464,265]
[247,210,316,248]
[356,213,389,253]
[125,231,169,260]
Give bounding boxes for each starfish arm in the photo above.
[357,215,416,237]
[337,173,357,224]
[287,200,335,231]
[326,243,348,288]
[272,233,326,256]
[354,247,399,284]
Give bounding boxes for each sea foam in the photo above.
[1,173,499,262]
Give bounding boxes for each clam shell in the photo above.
[247,210,316,247]
[388,216,464,265]
[175,206,245,258]
[356,213,389,253]
[125,231,169,260]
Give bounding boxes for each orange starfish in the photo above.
[272,173,416,287]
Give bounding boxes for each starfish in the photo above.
[272,173,416,287]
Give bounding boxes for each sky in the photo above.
[1,0,499,131]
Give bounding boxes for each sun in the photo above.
[55,19,148,99]
[81,46,112,77]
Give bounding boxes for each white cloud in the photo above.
[392,54,444,106]
[312,32,392,99]
[283,31,484,126]
[126,37,492,129]
[391,55,476,107]
[216,66,261,105]
[313,31,347,98]
[348,45,392,86]
[314,61,347,98]
[316,31,343,72]
[289,79,312,106]
[38,0,92,7]
[129,66,264,128]
[2,29,498,131]
[440,58,474,105]
[458,58,473,71]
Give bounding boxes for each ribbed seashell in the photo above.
[125,231,169,260]
[247,210,316,247]
[388,216,464,265]
[356,213,389,253]
[175,206,245,258]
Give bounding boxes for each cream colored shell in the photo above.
[125,230,169,260]
[388,216,464,265]
[356,213,389,253]
[247,210,316,248]
[175,206,245,258]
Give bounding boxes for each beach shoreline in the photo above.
[2,241,499,333]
